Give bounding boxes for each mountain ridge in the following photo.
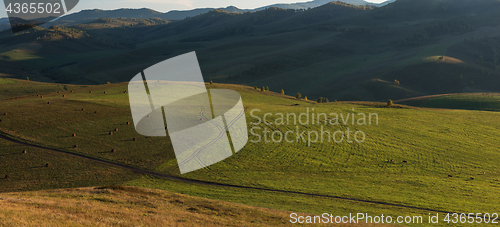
[1,0,394,28]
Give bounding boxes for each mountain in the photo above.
[2,0,500,101]
[42,0,392,27]
[254,0,394,11]
[160,6,249,20]
[1,1,395,29]
[40,6,248,27]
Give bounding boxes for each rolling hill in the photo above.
[2,0,500,102]
[0,79,499,226]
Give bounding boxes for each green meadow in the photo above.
[0,80,499,226]
[404,93,500,112]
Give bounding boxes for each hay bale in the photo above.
[63,95,65,97]
[89,91,92,93]
[70,90,73,92]
[109,132,113,135]
[47,102,50,104]
[126,122,130,125]
[57,91,60,93]
[40,96,43,98]
[104,91,106,94]
[133,138,138,141]
[115,128,118,131]
[23,150,27,154]
[46,163,50,167]
[72,134,76,137]
[5,174,10,179]
[3,113,6,116]
[124,90,127,93]
[94,111,97,114]
[81,108,85,111]
[111,149,116,153]
[74,145,79,148]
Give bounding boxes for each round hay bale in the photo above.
[72,134,76,137]
[3,113,6,116]
[111,149,116,153]
[104,91,106,94]
[40,96,43,98]
[89,91,92,93]
[133,138,138,141]
[81,108,85,111]
[109,132,113,135]
[46,163,50,167]
[70,90,73,92]
[124,90,127,93]
[74,145,79,148]
[23,150,27,154]
[63,95,65,97]
[115,128,118,132]
[5,174,10,179]
[47,102,50,104]
[94,111,97,114]
[126,122,130,125]
[57,91,60,93]
[37,94,39,97]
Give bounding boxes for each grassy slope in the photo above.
[1,186,359,227]
[0,80,499,226]
[397,93,500,112]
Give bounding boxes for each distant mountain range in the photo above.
[254,0,395,11]
[0,0,394,28]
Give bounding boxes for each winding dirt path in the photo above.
[0,132,474,217]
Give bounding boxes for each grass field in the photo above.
[2,186,365,226]
[397,93,500,112]
[1,79,499,226]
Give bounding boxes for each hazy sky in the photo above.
[1,0,389,18]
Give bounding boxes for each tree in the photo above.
[296,93,301,99]
[210,80,214,84]
[254,86,258,90]
[266,86,269,91]
[304,96,308,101]
[324,98,329,103]
[317,98,323,103]
[394,79,400,85]
[280,89,285,95]
[387,99,393,107]
[26,77,29,81]
[261,87,265,91]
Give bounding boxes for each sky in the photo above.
[0,0,389,18]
